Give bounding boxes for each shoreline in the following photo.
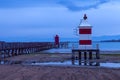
[4,52,120,63]
[42,48,120,54]
[100,50,120,54]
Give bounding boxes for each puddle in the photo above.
[29,61,120,68]
[100,63,120,68]
[29,60,99,66]
[0,60,120,68]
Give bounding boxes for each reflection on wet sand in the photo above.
[1,60,120,68]
[71,59,100,66]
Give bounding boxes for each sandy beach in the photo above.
[0,65,120,80]
[0,51,120,80]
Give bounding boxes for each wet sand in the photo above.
[5,52,120,63]
[0,52,120,80]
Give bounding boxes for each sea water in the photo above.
[72,41,120,50]
[96,42,120,50]
[43,42,120,53]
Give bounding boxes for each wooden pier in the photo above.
[0,42,55,59]
[0,41,69,59]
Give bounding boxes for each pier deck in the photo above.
[0,41,69,59]
[0,42,54,59]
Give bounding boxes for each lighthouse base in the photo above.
[71,49,100,63]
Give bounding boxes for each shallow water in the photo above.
[43,48,71,53]
[29,61,120,68]
[0,60,120,68]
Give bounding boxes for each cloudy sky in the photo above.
[0,0,120,41]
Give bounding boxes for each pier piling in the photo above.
[72,49,100,64]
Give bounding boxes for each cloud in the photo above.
[0,0,110,11]
[58,0,110,11]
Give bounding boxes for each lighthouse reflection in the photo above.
[71,59,100,66]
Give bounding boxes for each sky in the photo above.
[0,0,120,41]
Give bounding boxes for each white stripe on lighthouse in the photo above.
[79,34,92,40]
[79,45,92,49]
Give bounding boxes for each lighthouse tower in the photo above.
[78,14,92,49]
[72,14,100,61]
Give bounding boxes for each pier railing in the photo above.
[0,41,70,59]
[0,42,55,59]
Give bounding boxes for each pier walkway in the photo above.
[0,42,55,59]
[0,41,69,59]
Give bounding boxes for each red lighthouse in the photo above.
[54,35,59,48]
[78,14,92,49]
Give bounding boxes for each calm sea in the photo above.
[68,41,120,50]
[43,42,120,53]
[93,42,120,50]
